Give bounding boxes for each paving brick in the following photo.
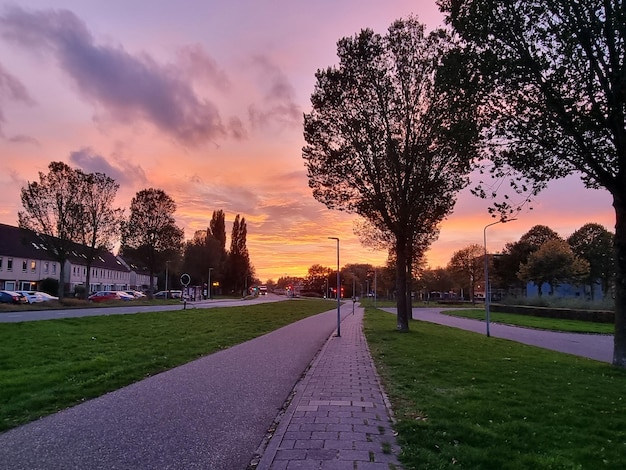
[256,307,403,470]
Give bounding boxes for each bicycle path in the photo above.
[0,303,353,469]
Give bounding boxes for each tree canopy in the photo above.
[19,162,84,298]
[120,188,184,295]
[303,16,478,331]
[439,0,626,366]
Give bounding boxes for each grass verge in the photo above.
[443,308,614,334]
[0,299,331,432]
[364,307,626,469]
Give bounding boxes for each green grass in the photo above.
[0,299,332,432]
[364,308,626,469]
[443,308,615,334]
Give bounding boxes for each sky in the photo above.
[0,1,615,282]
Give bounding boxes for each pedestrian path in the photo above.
[256,305,402,470]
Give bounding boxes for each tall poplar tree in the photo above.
[228,214,251,294]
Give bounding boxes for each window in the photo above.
[22,260,27,272]
[0,257,3,270]
[44,262,49,273]
[8,258,12,271]
[30,260,36,272]
[52,263,57,274]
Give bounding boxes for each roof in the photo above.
[0,223,130,272]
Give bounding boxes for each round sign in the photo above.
[180,273,191,286]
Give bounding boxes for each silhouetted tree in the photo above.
[568,223,615,299]
[447,244,484,301]
[518,239,590,296]
[120,188,184,296]
[439,0,626,366]
[227,214,251,294]
[19,162,84,298]
[77,171,124,298]
[303,17,478,331]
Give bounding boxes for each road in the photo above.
[0,300,354,469]
[0,294,285,323]
[385,307,614,363]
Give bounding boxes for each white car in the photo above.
[15,291,45,303]
[36,291,59,301]
[125,290,146,299]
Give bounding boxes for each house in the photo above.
[0,223,155,295]
[0,223,60,291]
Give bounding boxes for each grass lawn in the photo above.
[443,308,615,334]
[364,308,626,469]
[0,299,332,432]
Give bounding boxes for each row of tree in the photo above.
[434,223,614,301]
[302,2,626,369]
[19,161,253,298]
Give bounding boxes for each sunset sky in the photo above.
[0,1,615,282]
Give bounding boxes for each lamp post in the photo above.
[328,237,341,337]
[484,218,516,337]
[374,268,377,308]
[164,261,169,296]
[208,267,213,300]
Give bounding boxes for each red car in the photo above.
[88,291,134,302]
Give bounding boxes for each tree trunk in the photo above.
[395,235,409,332]
[85,262,92,299]
[613,192,626,367]
[58,260,67,300]
[406,251,413,319]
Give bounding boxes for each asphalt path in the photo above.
[0,295,285,323]
[0,300,353,469]
[384,308,614,363]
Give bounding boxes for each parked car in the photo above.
[88,291,134,303]
[154,290,183,299]
[0,290,29,304]
[36,291,59,301]
[125,290,146,299]
[15,291,46,303]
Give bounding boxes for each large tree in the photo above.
[19,162,84,298]
[305,264,333,295]
[439,0,626,366]
[518,239,590,296]
[447,244,484,302]
[120,188,184,296]
[568,223,615,299]
[77,171,124,298]
[493,225,563,293]
[303,17,478,331]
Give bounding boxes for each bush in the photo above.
[39,278,59,296]
[501,295,614,311]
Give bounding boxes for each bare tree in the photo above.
[19,162,83,298]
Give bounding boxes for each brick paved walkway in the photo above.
[256,305,402,470]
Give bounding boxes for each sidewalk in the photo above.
[256,305,402,470]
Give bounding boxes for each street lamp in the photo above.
[208,267,213,300]
[328,237,341,337]
[164,260,170,295]
[484,218,517,337]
